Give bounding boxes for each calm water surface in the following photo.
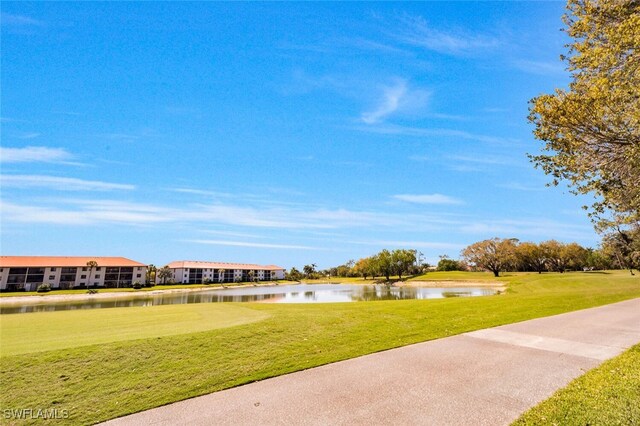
[0,284,500,314]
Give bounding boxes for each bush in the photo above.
[132,281,142,289]
[36,284,51,293]
[437,258,464,272]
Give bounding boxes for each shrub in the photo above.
[132,281,142,289]
[36,284,51,293]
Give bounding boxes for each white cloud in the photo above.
[0,146,75,164]
[0,13,43,27]
[496,182,547,192]
[393,194,464,205]
[448,154,512,165]
[0,175,135,191]
[393,15,500,56]
[511,59,566,76]
[16,132,41,140]
[361,80,408,124]
[458,218,592,241]
[185,239,322,250]
[347,239,464,250]
[408,155,430,162]
[354,123,520,145]
[361,79,430,124]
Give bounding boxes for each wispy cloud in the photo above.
[15,132,41,140]
[0,13,44,27]
[408,155,430,162]
[347,239,464,250]
[361,80,406,124]
[0,146,78,165]
[458,218,592,241]
[0,196,456,231]
[361,79,429,124]
[393,194,463,205]
[392,14,500,56]
[511,59,566,76]
[448,154,512,165]
[1,175,135,191]
[355,123,519,145]
[185,239,321,250]
[496,182,547,192]
[169,187,234,198]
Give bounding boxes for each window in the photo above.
[136,274,141,278]
[96,267,101,271]
[81,275,87,279]
[49,275,55,280]
[95,274,101,278]
[50,267,56,271]
[82,267,87,271]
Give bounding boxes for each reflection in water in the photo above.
[0,284,500,314]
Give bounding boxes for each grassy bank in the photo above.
[513,343,640,425]
[0,281,291,298]
[0,271,638,424]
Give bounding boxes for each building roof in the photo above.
[166,260,285,271]
[0,256,146,268]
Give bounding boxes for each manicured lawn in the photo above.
[513,343,640,425]
[0,271,638,425]
[409,270,510,281]
[0,304,269,357]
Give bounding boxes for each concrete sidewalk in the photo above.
[103,298,640,426]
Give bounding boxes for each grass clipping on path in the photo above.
[514,344,640,425]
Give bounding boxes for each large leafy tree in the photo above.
[529,0,640,241]
[461,238,518,277]
[391,249,417,280]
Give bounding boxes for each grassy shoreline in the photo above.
[0,271,638,425]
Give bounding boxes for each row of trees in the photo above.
[287,231,639,281]
[461,236,638,277]
[287,249,422,281]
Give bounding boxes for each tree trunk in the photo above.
[492,270,500,277]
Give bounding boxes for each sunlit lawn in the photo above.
[514,343,640,425]
[0,271,638,424]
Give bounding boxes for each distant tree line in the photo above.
[287,249,425,281]
[286,229,640,281]
[460,235,639,277]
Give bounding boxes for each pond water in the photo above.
[0,284,501,314]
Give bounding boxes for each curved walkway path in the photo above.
[103,298,640,425]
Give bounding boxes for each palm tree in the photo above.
[218,268,226,283]
[157,266,172,285]
[248,270,255,285]
[146,264,157,286]
[86,260,98,289]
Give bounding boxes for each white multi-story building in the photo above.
[164,261,286,284]
[0,256,147,291]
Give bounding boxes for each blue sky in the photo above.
[1,2,599,268]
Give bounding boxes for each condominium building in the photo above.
[164,261,286,284]
[0,256,147,291]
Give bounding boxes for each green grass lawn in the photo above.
[0,271,638,425]
[0,304,269,357]
[513,343,640,425]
